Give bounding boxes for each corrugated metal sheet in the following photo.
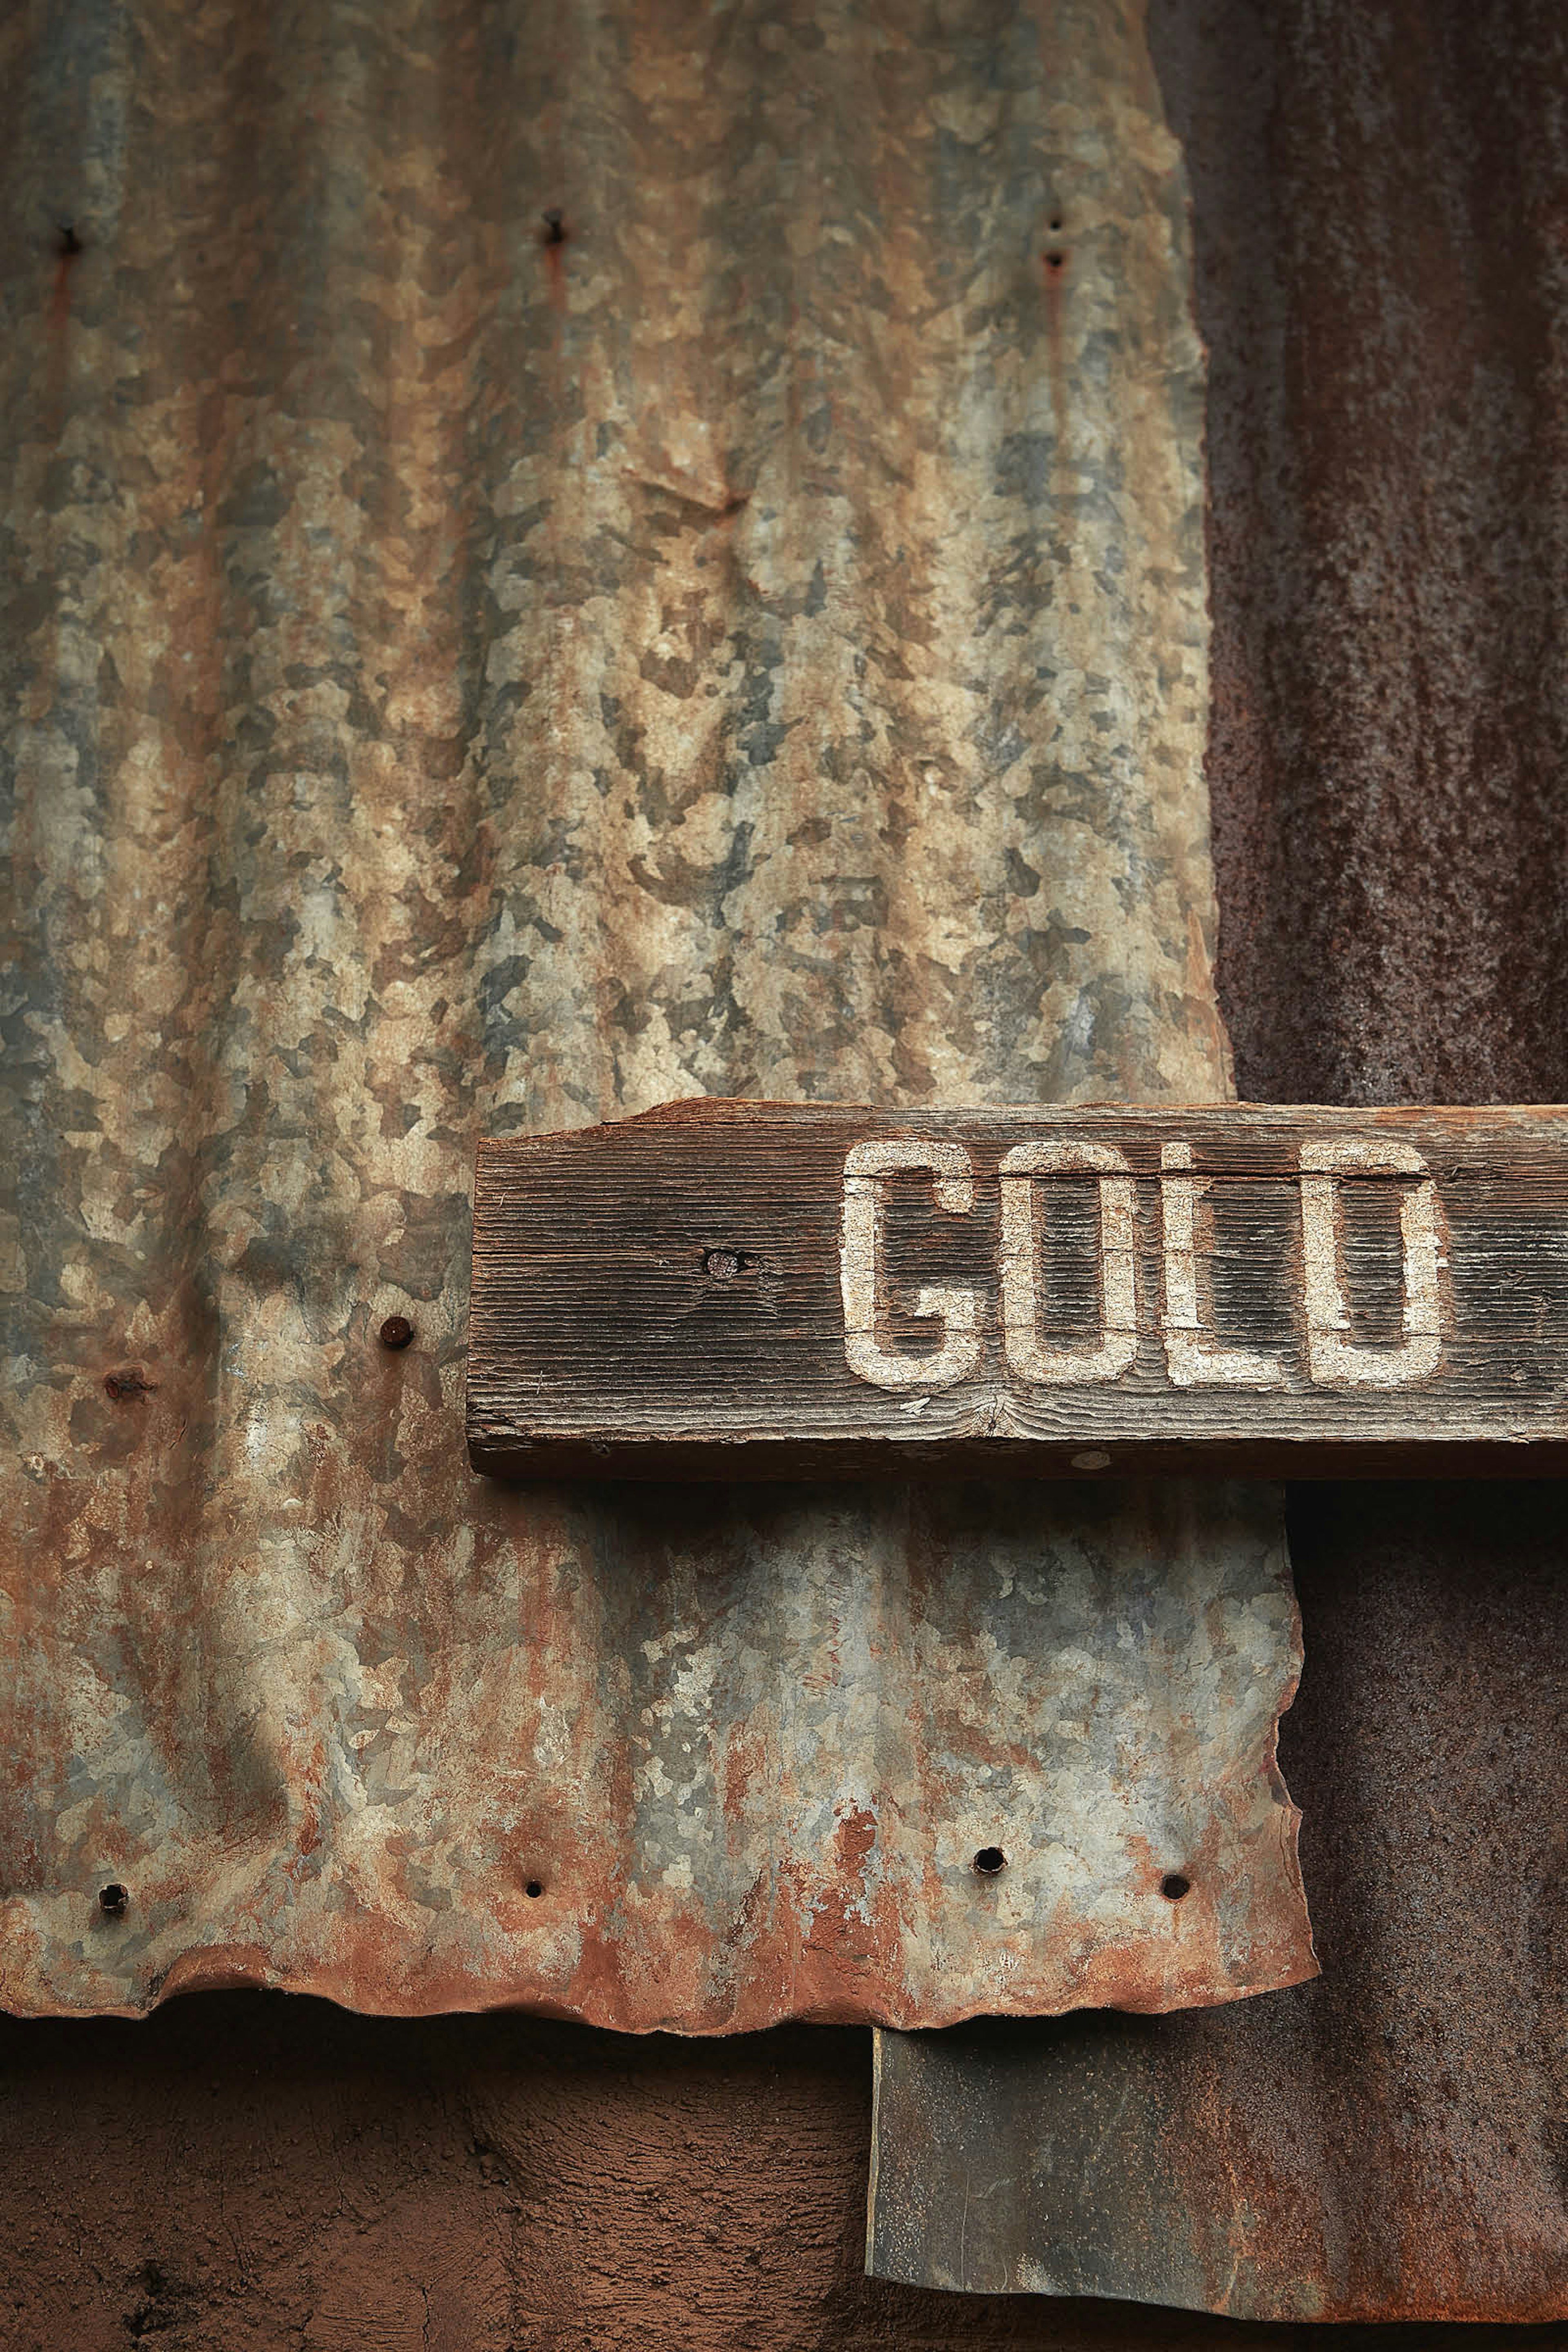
[868,0,1568,2322]
[0,0,1312,2030]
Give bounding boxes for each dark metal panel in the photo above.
[1151,0,1568,1111]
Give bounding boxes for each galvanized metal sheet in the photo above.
[0,0,1312,2029]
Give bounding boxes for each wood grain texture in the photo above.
[469,1098,1568,1477]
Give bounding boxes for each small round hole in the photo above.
[972,1846,1007,1876]
[1160,1872,1191,1902]
[525,1880,544,1899]
[1044,250,1065,272]
[98,1883,129,1917]
[379,1314,414,1350]
[1048,213,1063,232]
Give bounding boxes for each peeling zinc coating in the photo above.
[0,0,1307,2027]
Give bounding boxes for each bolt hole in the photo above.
[703,1248,743,1280]
[98,1883,128,1917]
[525,1880,544,1899]
[379,1314,414,1350]
[541,208,567,247]
[56,220,82,258]
[1044,250,1065,272]
[972,1846,1007,1877]
[1048,214,1063,232]
[1160,1872,1192,1902]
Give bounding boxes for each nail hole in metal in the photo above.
[972,1846,1007,1876]
[1160,1872,1192,1902]
[525,1880,545,1899]
[98,1883,128,1917]
[379,1314,414,1350]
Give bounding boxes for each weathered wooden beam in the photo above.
[467,1098,1568,1478]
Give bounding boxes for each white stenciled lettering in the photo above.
[1159,1142,1285,1388]
[837,1127,1452,1397]
[839,1140,982,1389]
[1299,1136,1446,1385]
[998,1141,1138,1384]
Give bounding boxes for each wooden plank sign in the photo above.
[468,1099,1568,1479]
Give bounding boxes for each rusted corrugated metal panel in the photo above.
[868,0,1568,2320]
[0,0,1310,2029]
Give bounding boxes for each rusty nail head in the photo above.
[379,1315,414,1350]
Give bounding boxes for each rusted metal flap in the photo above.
[1,1479,1311,2027]
[867,1483,1568,2320]
[0,0,1310,2027]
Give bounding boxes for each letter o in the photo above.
[998,1141,1137,1384]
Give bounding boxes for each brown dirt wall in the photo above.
[1,1977,1563,2350]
